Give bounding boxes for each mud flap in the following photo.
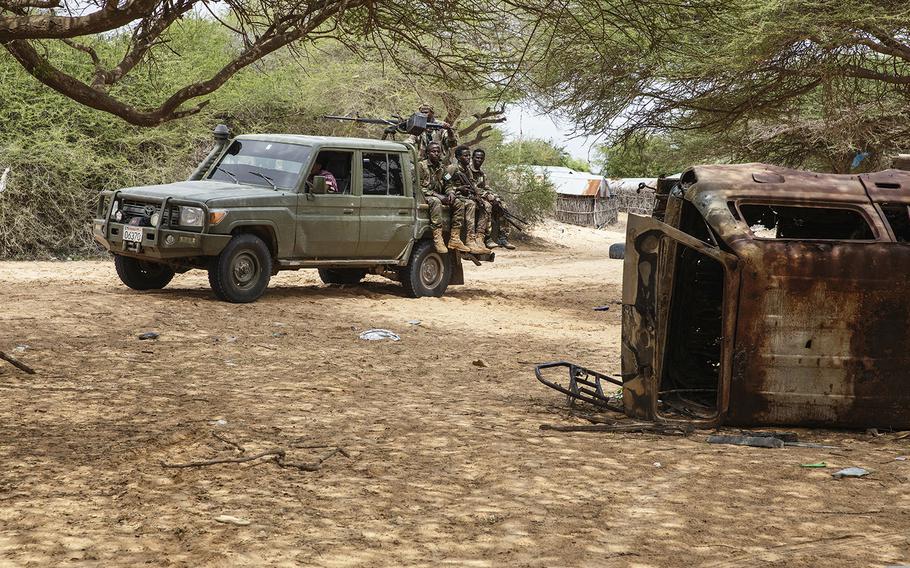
[450,255,465,285]
[622,214,739,427]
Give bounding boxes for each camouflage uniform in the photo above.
[417,158,446,230]
[407,127,459,163]
[444,163,477,246]
[471,165,506,242]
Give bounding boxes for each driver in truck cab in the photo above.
[309,160,338,193]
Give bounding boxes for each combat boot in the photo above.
[497,236,517,250]
[467,231,491,254]
[432,228,448,254]
[447,232,471,253]
[484,237,499,250]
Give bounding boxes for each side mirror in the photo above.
[311,176,327,195]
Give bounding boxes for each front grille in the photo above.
[119,199,159,227]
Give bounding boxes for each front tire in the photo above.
[318,268,367,285]
[114,255,175,290]
[400,240,452,298]
[208,234,272,303]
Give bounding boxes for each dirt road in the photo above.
[1,221,908,567]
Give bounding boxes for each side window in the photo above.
[311,150,353,194]
[739,203,875,241]
[389,154,404,196]
[362,153,388,196]
[882,204,910,242]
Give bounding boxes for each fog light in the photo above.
[164,235,176,246]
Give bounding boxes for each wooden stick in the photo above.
[0,351,35,374]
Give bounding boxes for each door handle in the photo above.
[343,209,354,215]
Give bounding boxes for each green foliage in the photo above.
[493,137,590,171]
[484,165,556,224]
[596,133,714,178]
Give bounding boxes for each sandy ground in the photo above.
[0,218,908,567]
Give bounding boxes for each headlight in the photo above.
[179,206,204,227]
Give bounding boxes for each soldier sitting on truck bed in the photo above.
[417,142,450,254]
[471,148,516,250]
[405,103,458,162]
[445,145,490,254]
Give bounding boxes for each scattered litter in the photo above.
[358,329,400,341]
[593,306,610,311]
[227,336,238,343]
[14,345,29,352]
[741,430,799,443]
[831,467,870,479]
[0,167,9,193]
[138,332,159,340]
[271,332,286,338]
[896,457,908,461]
[215,515,250,526]
[272,322,286,326]
[653,462,662,468]
[472,359,489,368]
[800,462,827,468]
[407,320,422,326]
[706,435,784,448]
[210,419,227,426]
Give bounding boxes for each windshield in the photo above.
[208,140,311,190]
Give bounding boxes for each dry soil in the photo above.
[0,220,908,567]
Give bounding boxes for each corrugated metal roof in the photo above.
[531,166,607,197]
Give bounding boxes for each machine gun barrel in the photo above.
[322,115,398,127]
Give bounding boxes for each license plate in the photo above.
[123,226,144,243]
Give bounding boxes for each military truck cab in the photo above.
[92,133,492,303]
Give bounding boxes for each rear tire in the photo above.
[400,240,452,298]
[208,234,272,303]
[318,268,367,285]
[114,255,175,290]
[609,242,625,260]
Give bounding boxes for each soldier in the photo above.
[471,148,516,250]
[405,103,458,162]
[416,142,449,254]
[445,145,490,254]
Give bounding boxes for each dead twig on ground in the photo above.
[161,446,350,472]
[540,423,692,435]
[212,431,245,453]
[0,351,35,374]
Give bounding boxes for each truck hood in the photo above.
[117,180,290,203]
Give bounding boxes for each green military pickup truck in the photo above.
[92,129,492,303]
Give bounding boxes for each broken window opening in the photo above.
[739,203,875,240]
[658,243,725,420]
[881,204,910,242]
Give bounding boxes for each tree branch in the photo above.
[0,0,159,42]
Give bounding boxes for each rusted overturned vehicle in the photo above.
[619,164,910,429]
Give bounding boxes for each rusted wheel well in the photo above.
[231,225,278,258]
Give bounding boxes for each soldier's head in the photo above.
[472,148,486,169]
[426,142,442,163]
[419,103,435,121]
[455,145,471,166]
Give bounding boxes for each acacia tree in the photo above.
[0,0,526,126]
[523,0,910,171]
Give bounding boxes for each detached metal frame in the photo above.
[535,361,624,413]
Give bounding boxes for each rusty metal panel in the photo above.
[727,241,910,428]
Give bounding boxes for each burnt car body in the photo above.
[622,164,910,429]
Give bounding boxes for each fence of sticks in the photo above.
[554,195,618,229]
[611,186,656,216]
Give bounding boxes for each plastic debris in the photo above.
[138,332,159,340]
[14,345,29,352]
[895,457,908,461]
[358,329,400,341]
[800,462,827,468]
[593,306,610,311]
[215,515,250,526]
[831,467,870,479]
[407,320,422,326]
[653,462,662,468]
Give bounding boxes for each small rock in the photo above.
[407,320,422,326]
[210,419,227,426]
[14,345,29,352]
[472,359,489,368]
[138,332,159,340]
[215,515,250,526]
[653,462,662,468]
[271,332,286,338]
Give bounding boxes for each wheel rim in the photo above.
[231,251,260,290]
[419,253,444,289]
